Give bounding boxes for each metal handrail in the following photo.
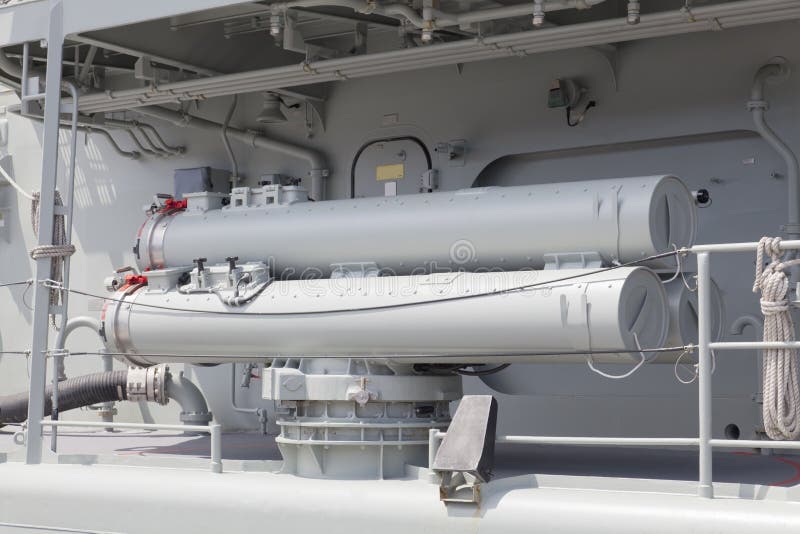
[690,239,800,498]
[40,420,223,473]
[427,239,800,499]
[25,239,800,491]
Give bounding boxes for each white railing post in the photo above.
[210,423,223,473]
[26,0,65,465]
[428,429,442,468]
[697,251,714,498]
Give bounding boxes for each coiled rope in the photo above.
[753,236,800,440]
[30,191,75,328]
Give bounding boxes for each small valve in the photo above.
[226,256,239,272]
[627,0,641,25]
[193,257,208,273]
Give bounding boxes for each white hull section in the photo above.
[0,460,798,533]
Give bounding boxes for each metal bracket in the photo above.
[420,169,438,192]
[438,471,482,504]
[126,365,169,405]
[435,140,467,167]
[543,251,604,270]
[590,44,619,92]
[330,262,380,278]
[432,395,497,504]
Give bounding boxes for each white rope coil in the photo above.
[753,236,800,440]
[29,244,76,260]
[30,191,74,329]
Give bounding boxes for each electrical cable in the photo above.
[63,345,695,362]
[566,100,597,127]
[660,244,684,284]
[455,363,511,376]
[350,136,432,198]
[0,280,32,288]
[672,346,717,385]
[37,248,681,317]
[586,332,652,380]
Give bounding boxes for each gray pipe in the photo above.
[730,314,763,338]
[136,106,329,200]
[53,316,104,381]
[166,370,213,427]
[0,50,22,78]
[8,108,141,160]
[749,61,800,240]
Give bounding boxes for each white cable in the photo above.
[661,244,682,284]
[753,236,800,440]
[0,160,35,200]
[673,347,697,384]
[673,347,716,385]
[586,332,649,380]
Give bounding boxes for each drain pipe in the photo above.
[748,60,800,245]
[231,363,268,434]
[166,370,213,427]
[136,106,329,200]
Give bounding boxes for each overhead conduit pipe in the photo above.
[269,0,606,29]
[136,106,329,200]
[72,0,800,115]
[0,51,142,160]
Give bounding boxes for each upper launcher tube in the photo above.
[134,175,696,277]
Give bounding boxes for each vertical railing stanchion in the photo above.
[50,350,60,451]
[26,0,66,465]
[210,423,223,473]
[20,42,30,115]
[697,251,714,498]
[428,429,441,468]
[50,82,81,454]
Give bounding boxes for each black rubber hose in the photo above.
[0,370,128,424]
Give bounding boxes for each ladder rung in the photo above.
[21,93,45,102]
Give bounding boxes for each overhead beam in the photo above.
[70,34,221,76]
[65,0,800,114]
[0,0,259,47]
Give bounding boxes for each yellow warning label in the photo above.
[376,163,404,181]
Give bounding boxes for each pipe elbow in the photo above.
[730,315,763,338]
[55,316,104,351]
[166,371,213,426]
[751,61,790,101]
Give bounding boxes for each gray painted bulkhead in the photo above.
[0,16,797,445]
